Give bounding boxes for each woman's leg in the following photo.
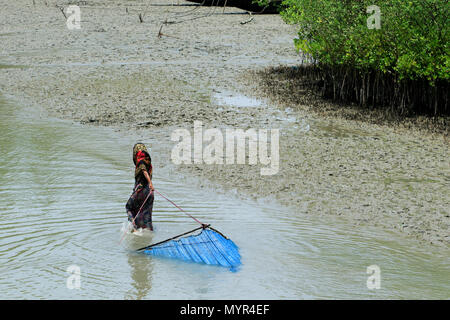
[130,185,154,229]
[125,185,148,228]
[126,190,138,223]
[143,192,154,230]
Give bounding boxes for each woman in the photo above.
[126,143,155,231]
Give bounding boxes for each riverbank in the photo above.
[3,96,449,300]
[249,66,449,137]
[1,0,448,247]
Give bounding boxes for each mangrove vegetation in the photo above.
[256,0,449,117]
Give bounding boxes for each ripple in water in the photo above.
[0,97,449,299]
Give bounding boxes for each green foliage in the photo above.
[263,0,449,84]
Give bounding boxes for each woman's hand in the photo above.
[143,171,154,191]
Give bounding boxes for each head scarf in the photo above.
[133,143,151,166]
[136,150,147,166]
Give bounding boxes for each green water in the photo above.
[0,97,448,299]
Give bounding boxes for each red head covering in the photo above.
[136,150,147,166]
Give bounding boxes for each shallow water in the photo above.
[0,97,448,299]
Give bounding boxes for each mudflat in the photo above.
[1,0,448,247]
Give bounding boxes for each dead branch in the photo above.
[240,12,253,25]
[58,6,67,19]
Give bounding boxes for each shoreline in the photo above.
[1,0,448,247]
[246,66,449,138]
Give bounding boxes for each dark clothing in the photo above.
[126,184,154,230]
[135,161,152,187]
[126,143,154,230]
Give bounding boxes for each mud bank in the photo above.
[1,0,448,247]
[249,66,449,136]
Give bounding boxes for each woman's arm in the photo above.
[143,170,154,191]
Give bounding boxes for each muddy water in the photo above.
[0,97,448,299]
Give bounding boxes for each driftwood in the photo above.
[240,12,253,25]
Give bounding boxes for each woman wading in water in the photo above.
[126,143,155,231]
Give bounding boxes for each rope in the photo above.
[136,224,209,251]
[120,185,206,245]
[154,189,206,226]
[118,189,153,244]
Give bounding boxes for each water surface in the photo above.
[0,97,448,299]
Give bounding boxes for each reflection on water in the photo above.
[124,230,154,300]
[0,96,449,299]
[126,253,153,300]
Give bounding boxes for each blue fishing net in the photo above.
[138,227,241,271]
